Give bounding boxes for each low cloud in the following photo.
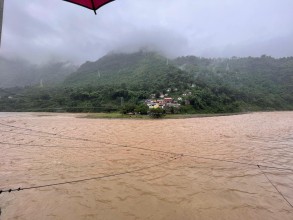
[1,0,293,64]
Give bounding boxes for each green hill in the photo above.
[0,52,292,113]
[65,51,194,92]
[172,55,293,109]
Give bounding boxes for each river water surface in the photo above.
[0,112,292,220]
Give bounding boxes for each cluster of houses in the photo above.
[145,97,181,109]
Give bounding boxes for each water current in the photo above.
[0,112,292,219]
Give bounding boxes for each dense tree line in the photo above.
[0,52,292,113]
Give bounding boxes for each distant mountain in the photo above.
[173,55,293,90]
[64,52,293,110]
[0,57,77,88]
[65,51,194,91]
[172,55,293,107]
[1,52,292,113]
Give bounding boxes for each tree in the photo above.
[135,104,148,115]
[120,104,136,114]
[149,108,165,118]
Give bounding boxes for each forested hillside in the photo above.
[0,52,292,113]
[65,51,193,91]
[173,55,293,109]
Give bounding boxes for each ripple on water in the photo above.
[0,112,292,220]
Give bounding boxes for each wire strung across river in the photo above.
[1,139,293,172]
[0,155,181,194]
[257,165,293,208]
[1,122,293,208]
[1,122,292,171]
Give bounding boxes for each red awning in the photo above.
[63,0,115,14]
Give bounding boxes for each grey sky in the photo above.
[1,0,293,64]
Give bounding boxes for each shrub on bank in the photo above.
[149,108,166,118]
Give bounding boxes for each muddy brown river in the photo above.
[0,112,292,220]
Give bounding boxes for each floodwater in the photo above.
[0,112,292,220]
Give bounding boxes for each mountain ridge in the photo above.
[0,51,292,112]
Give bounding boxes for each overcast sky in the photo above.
[1,0,293,64]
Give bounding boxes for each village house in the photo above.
[165,103,181,108]
[145,97,180,109]
[164,97,173,103]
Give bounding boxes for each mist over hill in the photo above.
[0,51,292,113]
[0,57,77,88]
[65,51,193,91]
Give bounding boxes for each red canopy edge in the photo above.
[63,0,115,14]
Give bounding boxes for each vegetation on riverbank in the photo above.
[84,112,245,119]
[0,52,292,114]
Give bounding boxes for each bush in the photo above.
[120,104,136,114]
[134,104,148,115]
[149,108,165,118]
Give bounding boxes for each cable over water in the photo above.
[1,118,293,210]
[0,155,182,194]
[257,165,293,208]
[1,140,293,172]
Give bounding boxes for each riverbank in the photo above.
[83,112,246,119]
